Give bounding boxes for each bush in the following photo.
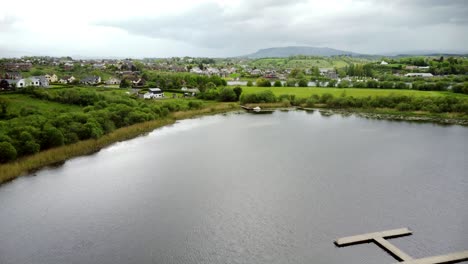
[246,80,253,87]
[41,127,65,149]
[233,86,242,100]
[285,79,296,87]
[218,87,238,102]
[256,78,271,87]
[0,141,17,163]
[297,79,308,87]
[273,80,282,87]
[240,90,277,104]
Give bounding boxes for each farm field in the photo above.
[241,86,466,99]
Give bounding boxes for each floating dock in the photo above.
[335,228,468,264]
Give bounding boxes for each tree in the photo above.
[0,142,17,163]
[311,66,320,77]
[273,80,282,87]
[256,78,271,87]
[246,80,253,87]
[218,87,237,102]
[119,79,131,88]
[0,98,8,118]
[297,79,308,87]
[41,127,64,149]
[233,86,242,100]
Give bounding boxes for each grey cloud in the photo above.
[97,0,468,55]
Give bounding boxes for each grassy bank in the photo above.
[241,86,465,98]
[0,102,239,185]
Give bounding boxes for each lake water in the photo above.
[0,111,467,264]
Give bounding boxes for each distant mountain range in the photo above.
[243,46,363,58]
[242,46,468,58]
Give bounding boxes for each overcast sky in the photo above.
[0,0,467,58]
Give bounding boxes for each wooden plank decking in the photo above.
[334,228,412,246]
[398,250,468,264]
[335,228,468,264]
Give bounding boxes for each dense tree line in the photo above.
[142,72,227,90]
[240,90,468,114]
[0,89,204,163]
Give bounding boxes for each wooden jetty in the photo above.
[335,228,468,263]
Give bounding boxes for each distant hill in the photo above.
[244,46,362,58]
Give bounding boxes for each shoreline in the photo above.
[244,103,468,126]
[0,103,239,185]
[1,102,467,185]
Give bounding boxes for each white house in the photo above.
[144,88,164,99]
[16,76,49,88]
[381,61,389,65]
[405,73,434,78]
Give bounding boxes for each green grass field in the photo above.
[241,86,466,99]
[1,93,82,116]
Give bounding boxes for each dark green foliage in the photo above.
[273,80,282,87]
[233,86,243,100]
[256,78,271,87]
[327,80,337,87]
[0,142,17,162]
[0,98,8,118]
[0,88,208,163]
[297,79,308,87]
[218,87,238,102]
[246,80,253,87]
[41,126,64,149]
[452,82,468,94]
[120,79,132,88]
[286,79,297,87]
[240,90,276,104]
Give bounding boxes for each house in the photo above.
[250,69,262,76]
[16,76,49,88]
[93,63,106,69]
[143,88,164,99]
[59,76,76,84]
[181,87,200,96]
[319,68,338,79]
[80,76,101,85]
[1,62,33,71]
[190,67,204,74]
[132,78,146,87]
[405,73,434,78]
[45,74,58,83]
[106,77,121,85]
[381,60,389,65]
[63,62,74,70]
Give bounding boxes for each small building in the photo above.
[80,76,101,85]
[59,75,76,84]
[404,73,434,78]
[132,78,146,87]
[45,74,58,83]
[143,88,164,99]
[319,68,338,79]
[381,60,389,65]
[106,77,121,85]
[16,76,49,88]
[63,62,74,70]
